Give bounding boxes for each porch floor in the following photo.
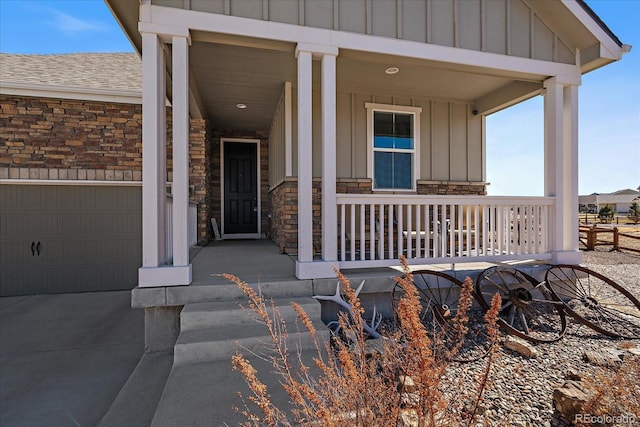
[189,239,552,291]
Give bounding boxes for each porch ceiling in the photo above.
[189,39,533,131]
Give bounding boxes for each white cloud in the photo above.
[47,9,108,34]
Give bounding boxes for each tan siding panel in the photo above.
[151,0,184,7]
[485,0,507,54]
[467,113,483,182]
[450,103,468,181]
[402,0,427,43]
[431,101,450,180]
[353,94,370,178]
[431,0,454,47]
[312,89,322,177]
[339,0,367,34]
[291,88,298,175]
[269,0,300,24]
[305,0,334,29]
[459,0,482,51]
[534,16,554,61]
[415,99,432,180]
[371,0,398,39]
[230,0,263,20]
[191,0,225,13]
[510,0,531,58]
[558,39,575,65]
[336,91,353,177]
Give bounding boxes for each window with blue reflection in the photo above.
[372,111,414,189]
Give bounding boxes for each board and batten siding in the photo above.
[152,0,575,65]
[274,89,483,184]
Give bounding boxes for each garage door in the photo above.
[0,185,142,296]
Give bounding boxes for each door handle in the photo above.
[36,241,41,256]
[31,241,36,256]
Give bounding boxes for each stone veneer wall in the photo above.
[417,180,487,195]
[208,130,270,237]
[270,178,372,255]
[0,95,212,244]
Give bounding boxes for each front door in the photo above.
[223,140,259,236]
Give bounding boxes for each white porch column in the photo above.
[295,48,313,264]
[139,32,167,285]
[295,43,339,279]
[138,28,193,287]
[170,34,192,282]
[544,77,582,264]
[321,52,338,261]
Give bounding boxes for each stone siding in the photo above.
[417,180,487,195]
[0,95,212,243]
[269,178,372,255]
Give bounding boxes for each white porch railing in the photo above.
[336,195,555,268]
[165,196,198,264]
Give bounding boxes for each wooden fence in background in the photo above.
[579,225,640,254]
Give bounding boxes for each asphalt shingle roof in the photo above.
[0,52,141,92]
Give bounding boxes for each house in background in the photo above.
[579,188,640,214]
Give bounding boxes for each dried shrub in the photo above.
[226,257,501,426]
[578,355,640,425]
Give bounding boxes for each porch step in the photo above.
[174,297,326,366]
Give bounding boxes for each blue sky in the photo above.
[1,0,638,196]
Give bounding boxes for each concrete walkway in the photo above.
[0,291,145,427]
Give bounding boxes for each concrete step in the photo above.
[180,297,321,331]
[174,297,326,366]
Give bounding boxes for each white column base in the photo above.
[552,251,584,265]
[295,261,337,280]
[139,265,192,287]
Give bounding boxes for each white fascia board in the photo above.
[0,81,142,104]
[148,5,581,84]
[561,0,622,60]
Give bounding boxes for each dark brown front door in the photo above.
[224,141,258,234]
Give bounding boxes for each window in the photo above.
[366,103,421,191]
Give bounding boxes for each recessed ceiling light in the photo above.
[236,103,247,109]
[385,67,400,75]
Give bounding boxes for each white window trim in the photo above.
[365,103,421,192]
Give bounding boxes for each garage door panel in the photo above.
[0,185,142,296]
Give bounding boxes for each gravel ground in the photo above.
[442,249,640,427]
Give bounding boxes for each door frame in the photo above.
[220,138,261,239]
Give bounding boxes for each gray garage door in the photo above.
[0,184,142,296]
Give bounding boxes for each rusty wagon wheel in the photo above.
[545,265,640,339]
[475,266,567,343]
[392,270,493,363]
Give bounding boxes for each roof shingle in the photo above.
[0,52,141,92]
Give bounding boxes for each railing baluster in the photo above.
[340,204,346,261]
[360,204,365,261]
[441,204,447,257]
[350,204,356,261]
[415,204,421,258]
[425,204,430,258]
[369,204,375,261]
[388,204,394,260]
[379,204,384,260]
[406,205,413,258]
[397,204,403,259]
[458,204,463,256]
